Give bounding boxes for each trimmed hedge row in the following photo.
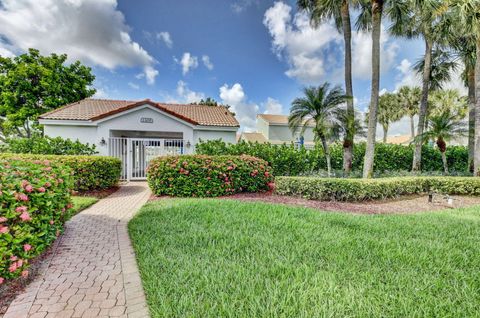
[196,140,470,176]
[3,136,97,155]
[147,155,274,197]
[0,154,121,192]
[275,176,480,201]
[0,159,74,283]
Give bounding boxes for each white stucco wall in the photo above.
[193,129,237,145]
[257,117,270,138]
[43,125,98,147]
[268,125,315,143]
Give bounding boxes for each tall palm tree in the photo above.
[389,0,447,172]
[428,89,468,120]
[297,0,356,175]
[289,83,350,177]
[416,111,467,174]
[377,93,403,142]
[356,0,407,178]
[397,86,421,138]
[448,0,480,175]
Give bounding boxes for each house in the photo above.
[240,114,316,147]
[39,98,239,179]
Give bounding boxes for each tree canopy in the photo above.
[0,49,96,139]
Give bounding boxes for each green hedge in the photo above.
[275,176,480,201]
[0,154,121,192]
[147,155,274,197]
[0,158,74,283]
[4,136,97,155]
[196,140,469,175]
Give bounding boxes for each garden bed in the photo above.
[224,192,480,214]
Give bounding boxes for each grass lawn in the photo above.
[129,199,480,317]
[71,196,98,215]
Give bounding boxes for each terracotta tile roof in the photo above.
[39,98,239,127]
[257,114,315,126]
[241,132,268,143]
[386,135,412,145]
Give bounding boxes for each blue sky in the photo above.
[0,0,466,131]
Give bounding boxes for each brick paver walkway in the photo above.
[4,182,151,318]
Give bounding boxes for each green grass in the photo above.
[129,199,480,317]
[71,196,98,215]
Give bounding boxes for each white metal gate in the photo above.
[109,137,185,180]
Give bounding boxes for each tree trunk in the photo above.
[410,115,415,139]
[321,137,332,177]
[341,0,354,176]
[362,0,383,179]
[441,151,448,175]
[412,37,433,172]
[467,65,476,172]
[474,38,480,176]
[383,124,388,143]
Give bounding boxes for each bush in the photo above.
[275,176,480,201]
[196,140,470,176]
[0,154,121,191]
[0,158,74,282]
[4,136,97,155]
[147,155,274,197]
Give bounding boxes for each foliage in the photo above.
[4,136,97,155]
[129,199,480,317]
[275,176,480,201]
[370,92,404,142]
[0,158,74,282]
[0,154,121,192]
[0,49,96,139]
[147,155,274,197]
[196,140,470,175]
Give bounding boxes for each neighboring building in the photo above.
[385,135,412,145]
[39,98,239,179]
[241,114,316,147]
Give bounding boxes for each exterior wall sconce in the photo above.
[186,141,191,148]
[100,138,106,146]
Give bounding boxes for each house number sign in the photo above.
[140,117,154,123]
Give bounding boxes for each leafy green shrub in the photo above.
[5,136,97,155]
[147,155,274,197]
[275,176,480,201]
[0,158,74,283]
[196,140,469,175]
[0,154,121,191]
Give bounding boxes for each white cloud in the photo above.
[144,66,159,85]
[0,0,158,84]
[202,55,214,70]
[176,52,198,75]
[351,27,399,79]
[128,82,140,90]
[394,59,421,90]
[231,0,258,13]
[219,83,259,131]
[175,80,205,103]
[157,31,173,48]
[263,1,341,84]
[93,87,109,98]
[263,97,283,114]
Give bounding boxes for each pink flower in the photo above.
[0,277,4,285]
[16,259,23,267]
[264,171,270,177]
[21,180,29,187]
[44,182,51,188]
[15,206,27,213]
[10,256,18,261]
[20,212,32,222]
[66,203,73,209]
[16,193,29,201]
[0,217,7,223]
[24,184,33,193]
[0,226,8,234]
[21,270,29,278]
[9,263,17,273]
[37,187,46,193]
[267,182,275,191]
[49,220,54,225]
[23,244,32,252]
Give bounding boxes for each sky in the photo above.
[0,0,467,133]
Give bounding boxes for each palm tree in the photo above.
[447,1,480,175]
[389,0,448,172]
[415,111,467,174]
[377,93,403,142]
[289,83,350,177]
[397,86,421,138]
[428,89,468,120]
[356,0,407,178]
[297,0,356,175]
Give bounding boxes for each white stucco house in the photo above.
[39,98,239,179]
[240,114,316,147]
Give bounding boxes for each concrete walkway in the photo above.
[4,183,151,318]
